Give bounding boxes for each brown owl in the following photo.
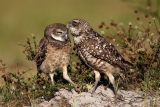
[67,19,133,97]
[34,23,77,88]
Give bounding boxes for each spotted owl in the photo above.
[67,19,133,96]
[34,23,77,88]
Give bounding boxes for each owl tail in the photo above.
[121,59,134,71]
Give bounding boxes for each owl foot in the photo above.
[114,94,125,103]
[74,84,82,92]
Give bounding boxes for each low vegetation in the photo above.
[0,9,159,106]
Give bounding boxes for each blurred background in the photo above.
[0,0,159,83]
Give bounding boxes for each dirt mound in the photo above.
[37,85,160,107]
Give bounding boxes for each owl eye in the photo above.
[56,31,62,35]
[72,21,78,27]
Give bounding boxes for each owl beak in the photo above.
[66,23,69,29]
[66,22,71,29]
[63,34,68,40]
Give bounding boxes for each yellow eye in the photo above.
[56,31,62,35]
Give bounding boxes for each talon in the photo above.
[74,84,82,93]
[114,94,125,102]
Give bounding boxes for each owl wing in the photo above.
[82,32,133,70]
[34,37,49,72]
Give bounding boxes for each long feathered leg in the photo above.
[49,73,55,84]
[92,70,101,94]
[105,72,117,95]
[62,65,77,88]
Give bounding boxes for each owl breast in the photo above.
[40,42,71,73]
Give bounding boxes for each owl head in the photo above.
[67,19,92,37]
[44,23,68,41]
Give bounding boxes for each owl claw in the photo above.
[74,84,82,93]
[114,94,125,102]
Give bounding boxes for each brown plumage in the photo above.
[34,23,77,88]
[67,19,133,96]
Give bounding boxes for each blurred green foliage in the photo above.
[122,0,160,24]
[0,0,143,72]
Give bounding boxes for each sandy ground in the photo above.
[31,85,160,107]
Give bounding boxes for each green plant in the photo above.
[18,34,37,61]
[0,60,59,106]
[98,9,160,94]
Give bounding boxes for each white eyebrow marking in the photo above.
[51,33,65,41]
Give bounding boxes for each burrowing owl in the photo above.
[34,23,77,88]
[67,19,133,96]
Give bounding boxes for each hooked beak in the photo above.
[66,21,72,29]
[66,23,69,29]
[63,34,68,40]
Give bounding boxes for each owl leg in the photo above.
[49,73,55,84]
[62,66,77,88]
[91,70,101,94]
[105,72,125,101]
[105,72,117,95]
